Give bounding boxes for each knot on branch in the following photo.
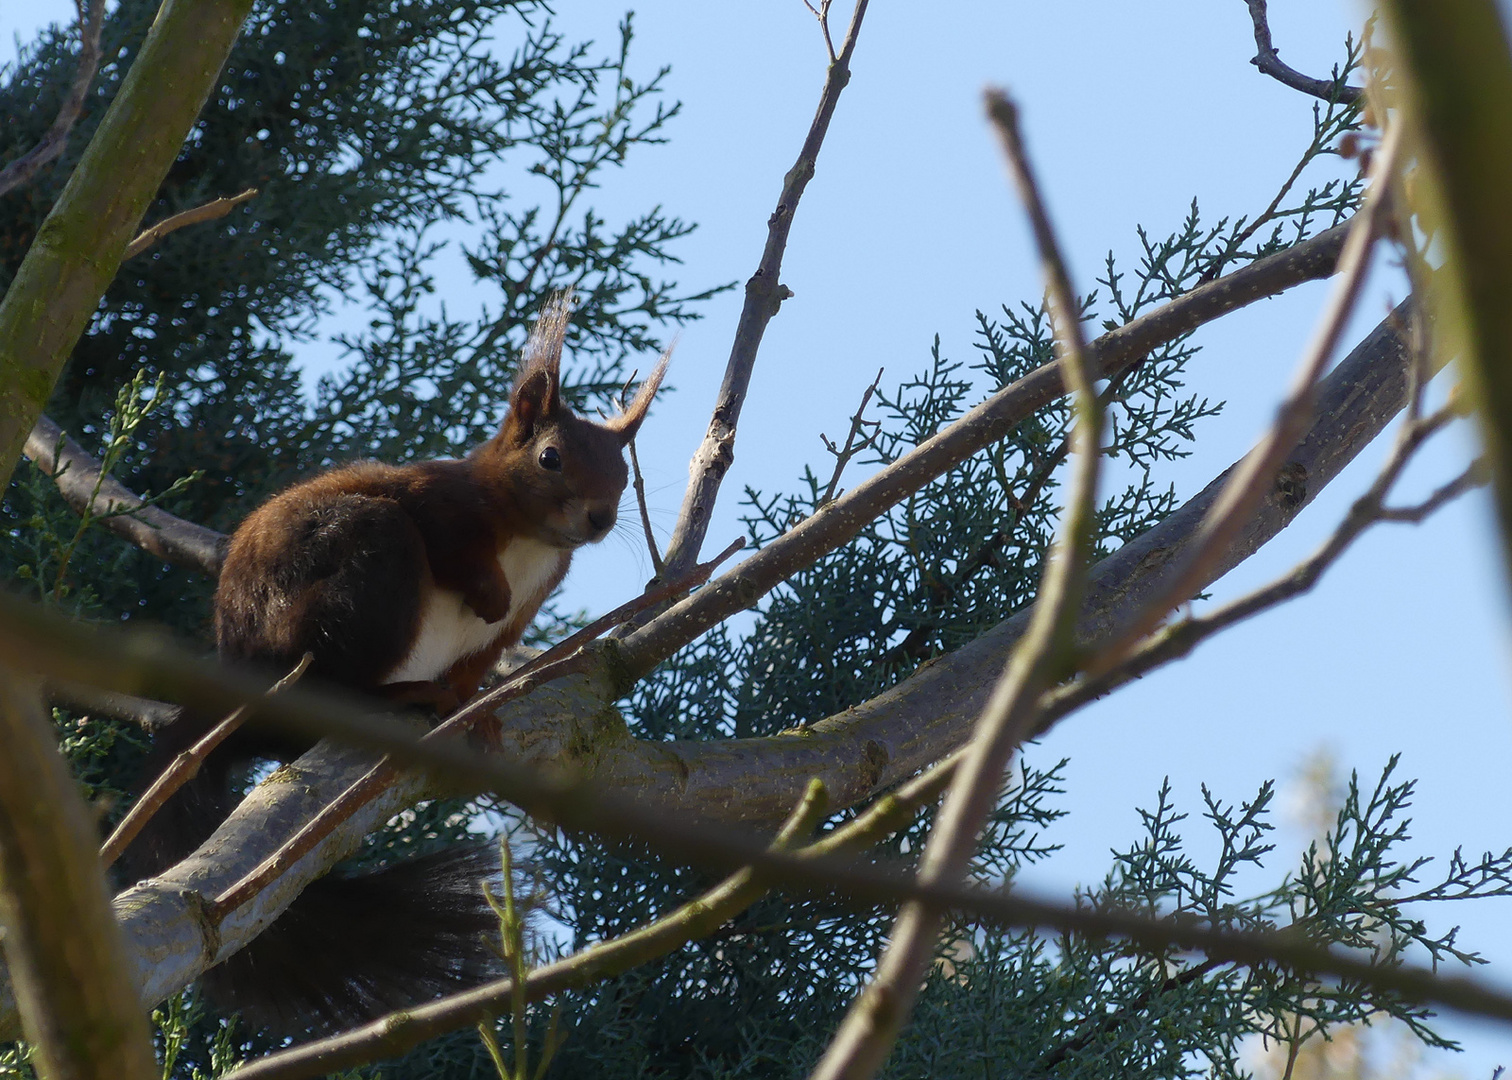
[1275,461,1309,511]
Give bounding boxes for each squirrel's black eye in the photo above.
[538,446,561,471]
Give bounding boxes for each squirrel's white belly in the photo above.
[382,537,562,684]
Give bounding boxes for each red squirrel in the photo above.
[122,295,668,1032]
[215,294,666,711]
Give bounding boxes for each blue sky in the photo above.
[5,1,1512,1074]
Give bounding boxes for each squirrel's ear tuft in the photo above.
[505,292,570,441]
[604,344,671,443]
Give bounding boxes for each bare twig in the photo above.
[617,362,666,574]
[658,0,871,580]
[620,221,1352,677]
[818,367,884,507]
[1242,0,1363,103]
[801,0,839,63]
[99,654,312,869]
[811,88,1106,1080]
[0,0,106,198]
[208,539,746,921]
[627,438,664,575]
[1086,122,1403,676]
[24,414,227,577]
[45,682,182,732]
[1377,457,1489,522]
[122,187,259,260]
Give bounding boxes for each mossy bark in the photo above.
[0,0,257,489]
[0,669,156,1080]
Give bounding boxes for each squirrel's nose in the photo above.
[587,507,616,536]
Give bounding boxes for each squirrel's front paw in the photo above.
[465,586,510,624]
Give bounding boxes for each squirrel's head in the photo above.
[479,292,669,548]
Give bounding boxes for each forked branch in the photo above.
[659,0,871,578]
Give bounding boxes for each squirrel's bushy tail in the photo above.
[201,845,500,1033]
[120,714,500,1035]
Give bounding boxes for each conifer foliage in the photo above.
[0,5,1506,1080]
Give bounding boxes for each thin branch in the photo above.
[44,681,182,732]
[617,363,666,575]
[24,414,227,576]
[99,653,312,869]
[627,437,663,574]
[620,220,1352,677]
[818,367,884,507]
[658,0,871,579]
[122,187,259,260]
[1242,0,1363,103]
[1377,457,1489,522]
[0,0,106,198]
[1086,121,1403,676]
[233,847,1512,1080]
[207,538,746,921]
[811,88,1106,1080]
[447,536,743,732]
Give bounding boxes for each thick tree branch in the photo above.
[621,220,1351,676]
[0,304,1416,1035]
[1035,380,1468,733]
[1242,0,1363,103]
[659,0,870,578]
[0,0,258,491]
[0,0,105,198]
[1086,122,1402,673]
[0,666,156,1080]
[24,413,228,576]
